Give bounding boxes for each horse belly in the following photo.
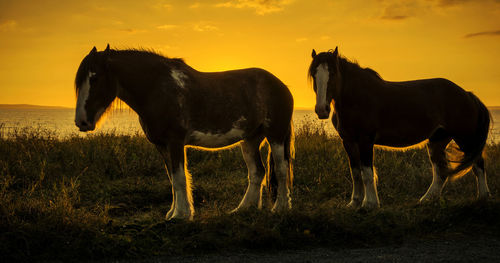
[188,128,245,148]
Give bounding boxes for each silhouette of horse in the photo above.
[74,45,294,220]
[309,47,491,209]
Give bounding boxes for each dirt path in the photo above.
[112,236,500,263]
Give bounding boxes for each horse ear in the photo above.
[105,44,110,52]
[311,49,317,58]
[333,46,338,56]
[90,46,97,54]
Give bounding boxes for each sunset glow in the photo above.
[1,0,499,108]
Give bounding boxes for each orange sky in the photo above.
[0,0,499,108]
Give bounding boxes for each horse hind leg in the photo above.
[231,136,266,213]
[473,157,491,200]
[269,141,292,212]
[419,137,451,203]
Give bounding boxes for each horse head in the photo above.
[74,44,116,131]
[309,47,340,119]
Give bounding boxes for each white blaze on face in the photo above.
[75,71,95,125]
[315,63,329,110]
[171,69,188,88]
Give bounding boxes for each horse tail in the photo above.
[266,120,295,204]
[285,120,295,191]
[266,144,277,203]
[448,92,491,179]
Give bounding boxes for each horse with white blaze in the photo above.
[309,47,491,209]
[74,45,294,220]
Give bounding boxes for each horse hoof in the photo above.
[361,202,379,210]
[271,204,291,213]
[477,193,491,201]
[166,211,192,221]
[418,195,438,204]
[165,210,174,220]
[229,207,240,214]
[347,200,361,209]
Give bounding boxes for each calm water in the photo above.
[1,108,499,142]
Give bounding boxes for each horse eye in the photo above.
[89,72,97,81]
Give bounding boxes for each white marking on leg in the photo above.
[315,63,329,111]
[474,166,490,199]
[347,167,363,208]
[234,144,264,212]
[361,165,380,209]
[171,163,193,219]
[171,69,188,88]
[419,163,444,203]
[270,144,291,212]
[75,71,94,126]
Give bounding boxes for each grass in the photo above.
[1,123,499,261]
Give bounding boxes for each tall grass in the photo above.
[1,123,499,261]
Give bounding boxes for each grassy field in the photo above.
[1,124,499,261]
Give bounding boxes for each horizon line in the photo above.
[2,103,500,110]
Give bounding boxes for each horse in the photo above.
[308,47,491,209]
[74,45,294,220]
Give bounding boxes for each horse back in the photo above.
[182,68,293,145]
[337,77,482,146]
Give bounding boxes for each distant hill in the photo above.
[0,104,71,109]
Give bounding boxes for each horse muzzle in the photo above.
[75,120,95,132]
[315,104,330,119]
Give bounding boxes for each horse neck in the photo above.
[335,58,381,109]
[108,53,157,117]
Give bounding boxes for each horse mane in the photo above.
[75,48,186,94]
[308,51,383,87]
[112,48,186,65]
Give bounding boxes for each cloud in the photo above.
[157,24,178,30]
[378,1,422,21]
[295,37,308,42]
[377,0,499,21]
[152,1,173,11]
[189,2,201,9]
[215,0,294,15]
[381,14,409,20]
[464,29,500,38]
[0,20,18,32]
[119,28,147,34]
[193,22,219,32]
[434,0,475,7]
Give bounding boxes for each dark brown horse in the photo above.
[309,47,491,209]
[74,45,294,220]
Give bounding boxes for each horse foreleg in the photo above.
[419,163,445,203]
[419,141,448,203]
[269,143,291,212]
[343,140,371,208]
[232,137,266,213]
[360,165,380,209]
[158,143,193,220]
[156,145,176,220]
[347,167,363,208]
[359,143,379,209]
